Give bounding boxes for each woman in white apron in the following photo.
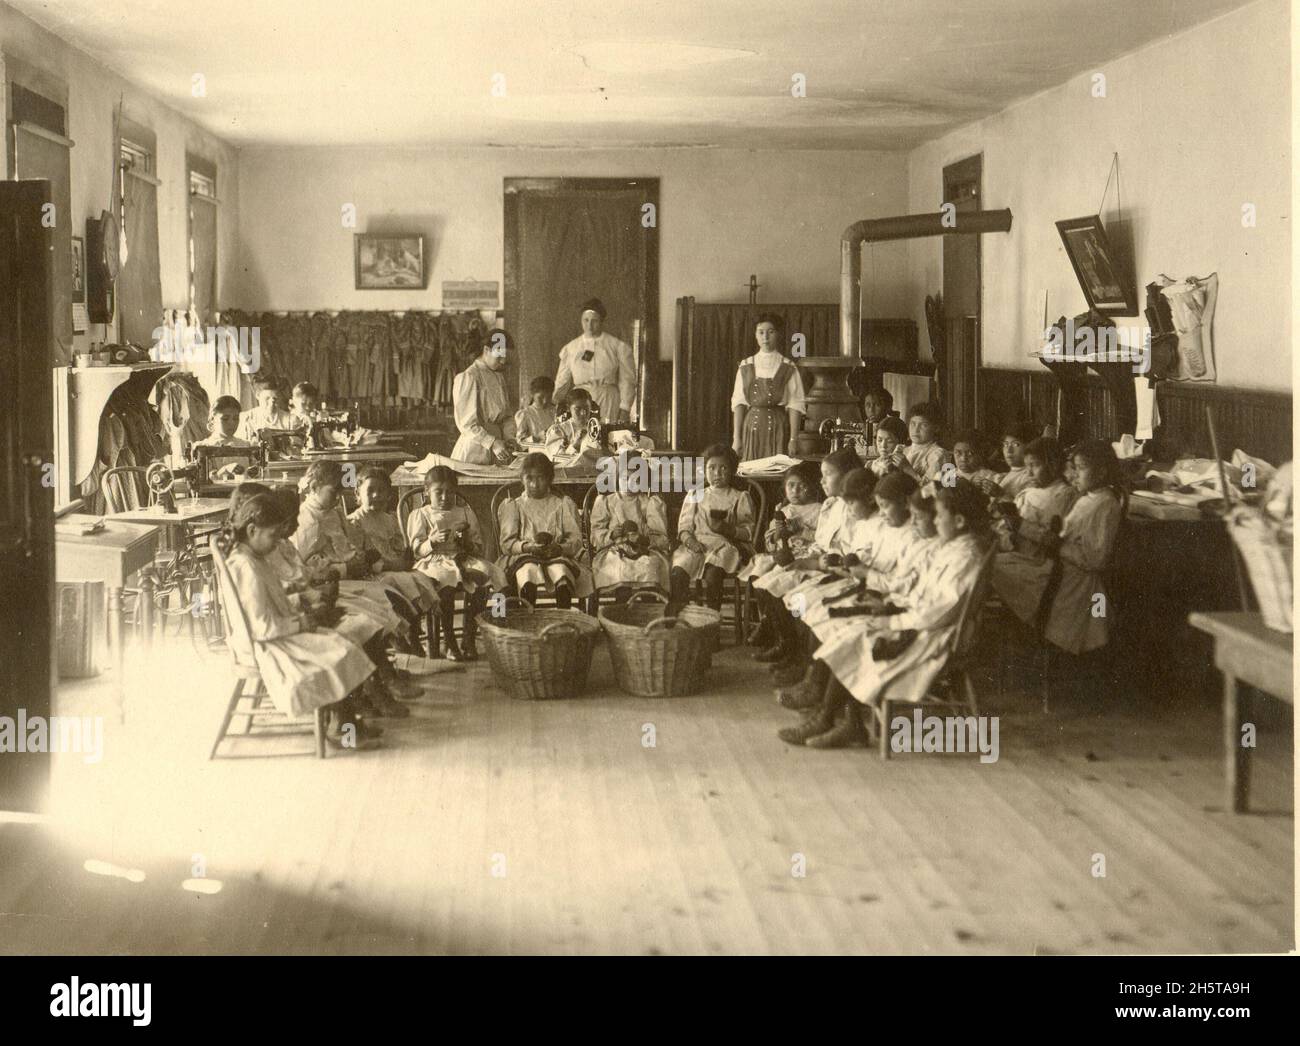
[452,330,517,464]
[554,298,636,424]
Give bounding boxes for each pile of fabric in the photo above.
[153,370,210,461]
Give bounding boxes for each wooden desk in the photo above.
[104,498,231,527]
[55,515,160,713]
[1189,611,1294,813]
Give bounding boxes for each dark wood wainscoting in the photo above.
[978,367,1292,465]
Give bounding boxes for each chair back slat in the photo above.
[101,466,152,513]
[953,541,999,660]
[739,477,768,552]
[210,543,259,668]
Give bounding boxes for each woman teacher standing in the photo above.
[452,329,518,465]
[731,313,807,461]
[554,298,637,424]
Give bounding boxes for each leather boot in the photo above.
[777,662,829,710]
[770,659,810,688]
[752,642,789,663]
[807,692,868,749]
[777,689,837,746]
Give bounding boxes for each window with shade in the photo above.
[117,125,163,347]
[6,81,74,365]
[188,158,218,321]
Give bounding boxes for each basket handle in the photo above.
[643,615,689,635]
[501,596,533,612]
[539,621,579,640]
[625,589,669,607]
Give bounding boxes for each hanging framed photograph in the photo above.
[1055,215,1137,316]
[354,233,425,290]
[71,235,86,303]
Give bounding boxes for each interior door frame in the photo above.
[0,179,56,813]
[503,176,660,408]
[942,153,983,432]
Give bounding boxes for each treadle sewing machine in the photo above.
[818,417,870,455]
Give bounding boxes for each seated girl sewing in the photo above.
[992,422,1036,498]
[951,429,1000,488]
[294,460,424,641]
[669,443,755,613]
[589,453,672,602]
[782,478,992,749]
[741,459,822,646]
[348,467,441,612]
[991,438,1123,657]
[992,437,1077,553]
[544,387,603,466]
[515,375,557,443]
[869,416,910,478]
[901,402,952,481]
[496,452,593,609]
[218,490,382,749]
[751,447,859,665]
[406,466,504,660]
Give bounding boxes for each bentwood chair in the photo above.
[209,543,327,759]
[692,477,766,643]
[490,481,593,612]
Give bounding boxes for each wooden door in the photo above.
[0,181,56,812]
[942,155,982,432]
[504,178,658,418]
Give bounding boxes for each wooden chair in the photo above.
[208,543,327,759]
[397,485,478,658]
[100,465,154,512]
[875,541,998,760]
[490,481,592,611]
[692,477,766,642]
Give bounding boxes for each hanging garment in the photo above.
[1155,273,1219,382]
[152,371,210,461]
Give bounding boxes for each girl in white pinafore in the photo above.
[992,440,1122,655]
[754,448,860,600]
[816,508,988,709]
[668,444,755,611]
[406,467,504,594]
[219,496,374,720]
[739,462,822,584]
[590,482,672,594]
[496,453,593,607]
[995,437,1077,552]
[800,470,921,631]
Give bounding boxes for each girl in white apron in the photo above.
[407,466,505,660]
[590,459,672,601]
[781,479,991,749]
[496,453,593,608]
[669,444,755,612]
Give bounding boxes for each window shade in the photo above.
[119,171,163,346]
[191,196,217,320]
[13,125,73,363]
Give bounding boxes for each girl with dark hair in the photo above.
[731,312,808,461]
[669,443,755,612]
[992,439,1123,655]
[496,452,592,608]
[216,491,381,749]
[783,478,992,749]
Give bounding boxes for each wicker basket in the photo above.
[620,591,721,669]
[475,598,602,700]
[1227,506,1293,633]
[598,602,710,697]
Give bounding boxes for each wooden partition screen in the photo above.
[674,298,840,453]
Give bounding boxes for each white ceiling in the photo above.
[11,0,1256,150]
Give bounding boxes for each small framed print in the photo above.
[354,234,425,290]
[71,235,86,303]
[1055,215,1137,316]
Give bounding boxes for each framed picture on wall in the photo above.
[1055,215,1137,316]
[71,235,86,303]
[354,233,425,290]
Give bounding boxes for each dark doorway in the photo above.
[0,180,56,813]
[504,177,659,418]
[942,154,982,432]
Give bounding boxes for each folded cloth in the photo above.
[738,454,802,476]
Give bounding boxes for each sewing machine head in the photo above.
[188,442,267,483]
[818,417,870,453]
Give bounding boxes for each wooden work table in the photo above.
[1188,612,1293,814]
[55,514,161,716]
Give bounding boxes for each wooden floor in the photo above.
[0,624,1292,955]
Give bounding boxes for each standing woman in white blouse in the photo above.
[553,298,637,424]
[731,314,807,461]
[451,330,517,465]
